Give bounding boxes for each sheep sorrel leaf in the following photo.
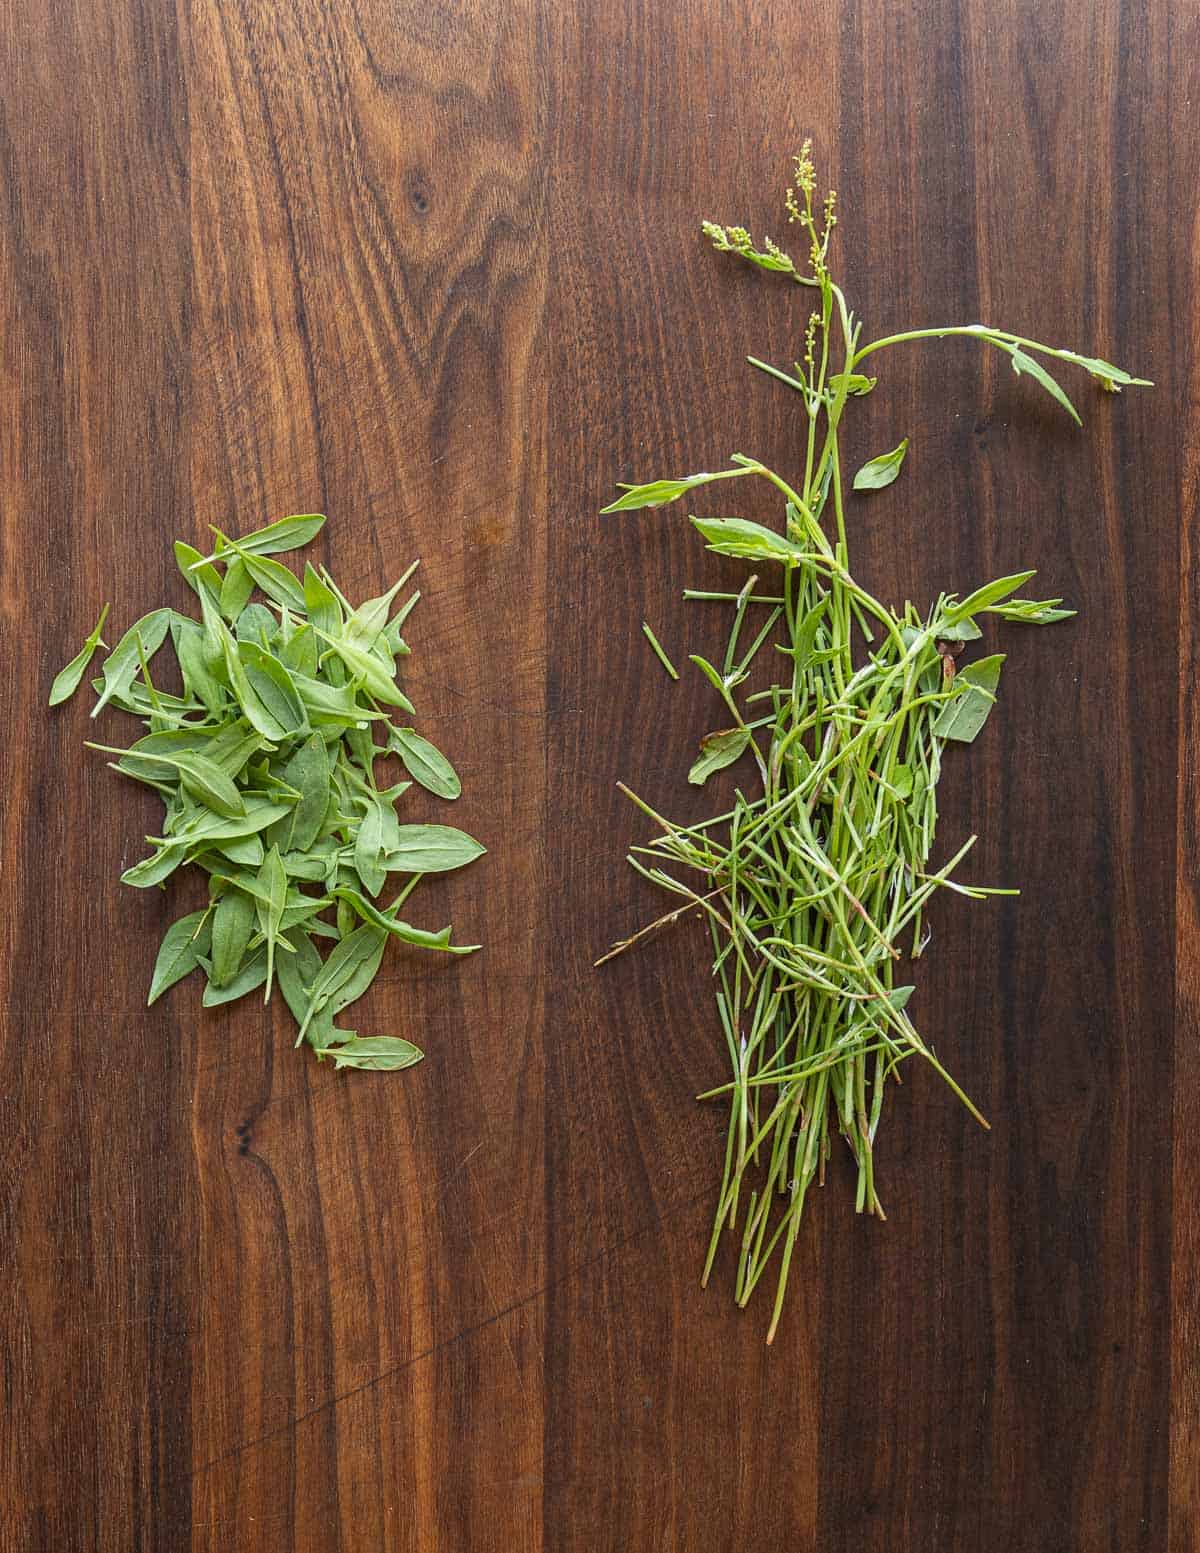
[600,143,1149,1342]
[852,437,909,491]
[48,604,111,707]
[50,518,482,1071]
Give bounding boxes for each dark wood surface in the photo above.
[1,1,1194,1548]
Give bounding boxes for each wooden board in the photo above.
[0,1,1194,1548]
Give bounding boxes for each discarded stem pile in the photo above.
[50,513,483,1071]
[601,147,1148,1340]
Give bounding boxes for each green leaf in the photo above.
[388,728,461,800]
[296,924,388,1044]
[279,850,331,882]
[192,514,326,569]
[280,621,319,678]
[933,617,983,643]
[288,670,382,727]
[888,765,914,799]
[827,372,877,397]
[988,597,1076,625]
[277,932,339,1044]
[214,833,265,868]
[932,654,1005,743]
[90,610,172,718]
[257,845,288,1000]
[778,597,829,674]
[688,727,752,786]
[205,722,265,775]
[219,556,255,621]
[1008,348,1080,425]
[1054,350,1152,391]
[147,909,212,1005]
[174,541,223,603]
[688,654,746,698]
[240,642,308,733]
[200,946,268,1006]
[852,438,909,492]
[331,886,480,955]
[601,473,730,512]
[121,841,188,889]
[49,603,111,707]
[345,724,378,779]
[237,549,308,613]
[223,639,308,741]
[384,592,418,654]
[220,633,285,739]
[303,562,342,636]
[278,734,330,851]
[277,903,331,939]
[173,618,225,712]
[941,571,1036,626]
[110,728,216,765]
[114,746,242,814]
[690,516,801,564]
[172,797,293,847]
[316,1035,424,1072]
[196,587,232,684]
[354,800,388,898]
[325,937,391,1017]
[234,603,279,645]
[88,677,202,721]
[145,750,245,816]
[210,889,257,989]
[343,574,410,651]
[277,929,322,1008]
[311,626,415,711]
[209,864,314,915]
[383,824,486,874]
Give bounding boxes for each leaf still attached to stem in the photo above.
[601,143,1149,1340]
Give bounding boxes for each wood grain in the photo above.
[0,0,1192,1549]
[1174,6,1200,1551]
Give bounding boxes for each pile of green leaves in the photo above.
[50,514,483,1071]
[601,146,1148,1339]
